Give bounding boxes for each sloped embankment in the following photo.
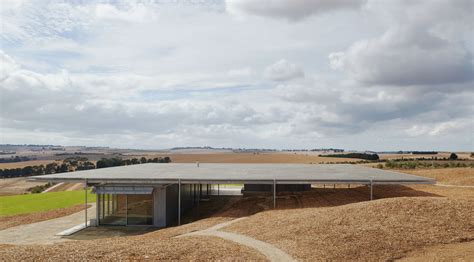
[223,197,474,261]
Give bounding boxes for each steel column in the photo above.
[84,179,87,228]
[370,179,373,200]
[273,179,276,208]
[178,179,181,226]
[96,193,100,226]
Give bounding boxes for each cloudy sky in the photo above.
[1,0,473,151]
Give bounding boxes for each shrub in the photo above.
[448,153,458,160]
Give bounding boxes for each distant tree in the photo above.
[449,153,458,160]
[76,161,95,170]
[140,157,147,164]
[58,163,69,173]
[130,158,140,165]
[45,163,58,174]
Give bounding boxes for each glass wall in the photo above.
[127,194,153,225]
[98,194,152,226]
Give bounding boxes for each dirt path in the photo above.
[178,217,296,262]
[42,182,64,193]
[0,204,96,245]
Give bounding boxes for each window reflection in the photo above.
[98,193,152,226]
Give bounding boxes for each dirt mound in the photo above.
[223,197,474,261]
[1,197,472,261]
[0,226,265,261]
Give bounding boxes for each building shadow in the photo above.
[187,184,442,220]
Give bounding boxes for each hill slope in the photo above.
[224,197,474,261]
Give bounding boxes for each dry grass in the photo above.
[152,152,357,164]
[0,160,58,169]
[0,204,89,230]
[399,167,474,186]
[46,183,84,192]
[379,152,473,160]
[0,177,46,196]
[223,197,474,261]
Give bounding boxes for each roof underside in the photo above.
[30,163,435,185]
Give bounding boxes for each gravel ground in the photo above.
[223,197,474,261]
[0,204,90,230]
[0,184,472,260]
[398,241,474,261]
[0,216,267,261]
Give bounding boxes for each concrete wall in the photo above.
[153,186,166,227]
[143,183,212,227]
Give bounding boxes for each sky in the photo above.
[0,0,473,151]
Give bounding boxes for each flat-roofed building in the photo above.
[31,163,435,227]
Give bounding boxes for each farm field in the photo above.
[378,152,473,160]
[0,177,46,196]
[151,152,358,163]
[0,160,58,169]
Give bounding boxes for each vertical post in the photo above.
[273,179,276,208]
[370,179,373,200]
[84,179,87,228]
[125,194,128,225]
[218,184,220,196]
[178,179,181,226]
[96,194,100,226]
[333,184,335,189]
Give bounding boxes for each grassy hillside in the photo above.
[0,190,95,216]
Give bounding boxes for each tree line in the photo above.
[319,153,380,161]
[96,156,171,168]
[0,156,36,163]
[0,156,171,179]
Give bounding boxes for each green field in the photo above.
[0,190,96,217]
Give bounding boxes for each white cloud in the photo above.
[227,67,254,77]
[406,120,472,137]
[264,59,304,81]
[0,0,473,151]
[329,28,473,86]
[227,0,366,21]
[329,0,474,86]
